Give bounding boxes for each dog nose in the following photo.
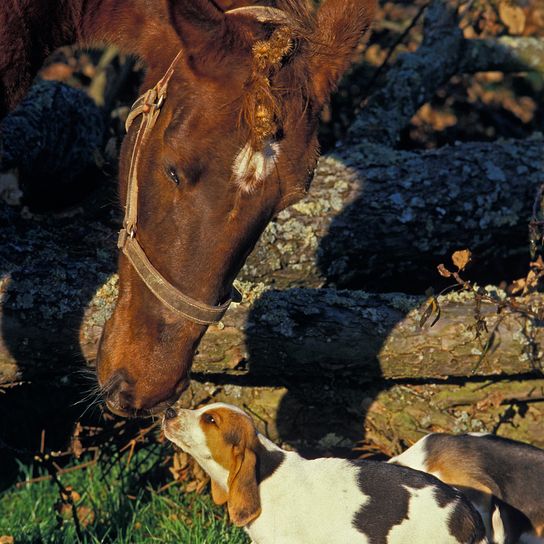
[164,407,177,420]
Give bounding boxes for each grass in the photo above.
[0,442,249,544]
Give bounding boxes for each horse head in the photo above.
[96,0,376,416]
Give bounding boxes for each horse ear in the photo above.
[309,0,377,105]
[167,0,228,61]
[227,444,261,527]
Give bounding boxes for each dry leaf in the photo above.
[499,1,526,34]
[419,297,441,328]
[531,256,544,270]
[60,486,81,503]
[71,422,84,458]
[0,537,14,544]
[55,502,94,526]
[525,269,539,289]
[437,264,452,278]
[77,506,95,527]
[452,249,472,272]
[509,277,526,295]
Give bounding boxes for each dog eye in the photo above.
[167,166,180,185]
[203,413,216,425]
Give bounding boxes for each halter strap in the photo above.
[118,49,242,325]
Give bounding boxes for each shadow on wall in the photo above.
[313,144,532,293]
[246,288,405,456]
[0,183,118,489]
[191,287,422,458]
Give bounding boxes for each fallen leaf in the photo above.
[437,264,452,278]
[452,249,472,272]
[532,256,544,270]
[60,486,81,503]
[71,422,84,458]
[476,392,505,411]
[509,277,526,295]
[77,506,95,527]
[420,297,441,328]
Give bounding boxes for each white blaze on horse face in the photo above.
[232,139,280,192]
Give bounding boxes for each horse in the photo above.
[1,0,376,417]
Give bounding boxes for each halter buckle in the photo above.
[117,226,136,249]
[145,88,165,112]
[155,93,165,109]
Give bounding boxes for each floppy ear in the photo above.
[309,0,377,105]
[211,479,229,506]
[227,444,261,527]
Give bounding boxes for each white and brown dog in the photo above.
[163,402,486,544]
[390,433,544,544]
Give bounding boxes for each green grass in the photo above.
[0,443,249,544]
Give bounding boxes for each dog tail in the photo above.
[490,501,507,544]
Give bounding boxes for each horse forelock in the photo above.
[233,3,316,192]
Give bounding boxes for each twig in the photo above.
[125,439,136,466]
[362,1,430,96]
[156,479,179,494]
[34,453,86,542]
[16,459,97,488]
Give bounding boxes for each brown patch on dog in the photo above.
[427,450,495,508]
[211,479,229,505]
[199,408,262,527]
[427,448,494,497]
[426,445,496,532]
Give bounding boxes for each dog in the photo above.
[163,402,486,543]
[389,433,544,544]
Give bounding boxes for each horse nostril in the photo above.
[117,390,134,411]
[164,407,177,420]
[105,374,136,414]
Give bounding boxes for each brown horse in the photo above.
[1,0,376,417]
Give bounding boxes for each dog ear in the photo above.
[211,479,228,506]
[227,444,261,526]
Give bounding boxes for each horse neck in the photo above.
[0,0,180,113]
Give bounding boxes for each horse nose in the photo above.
[105,374,137,414]
[164,407,177,420]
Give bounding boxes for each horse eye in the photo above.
[167,166,180,185]
[203,413,216,425]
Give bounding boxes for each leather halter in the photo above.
[118,6,289,324]
[118,50,242,325]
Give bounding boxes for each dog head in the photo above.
[163,402,261,526]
